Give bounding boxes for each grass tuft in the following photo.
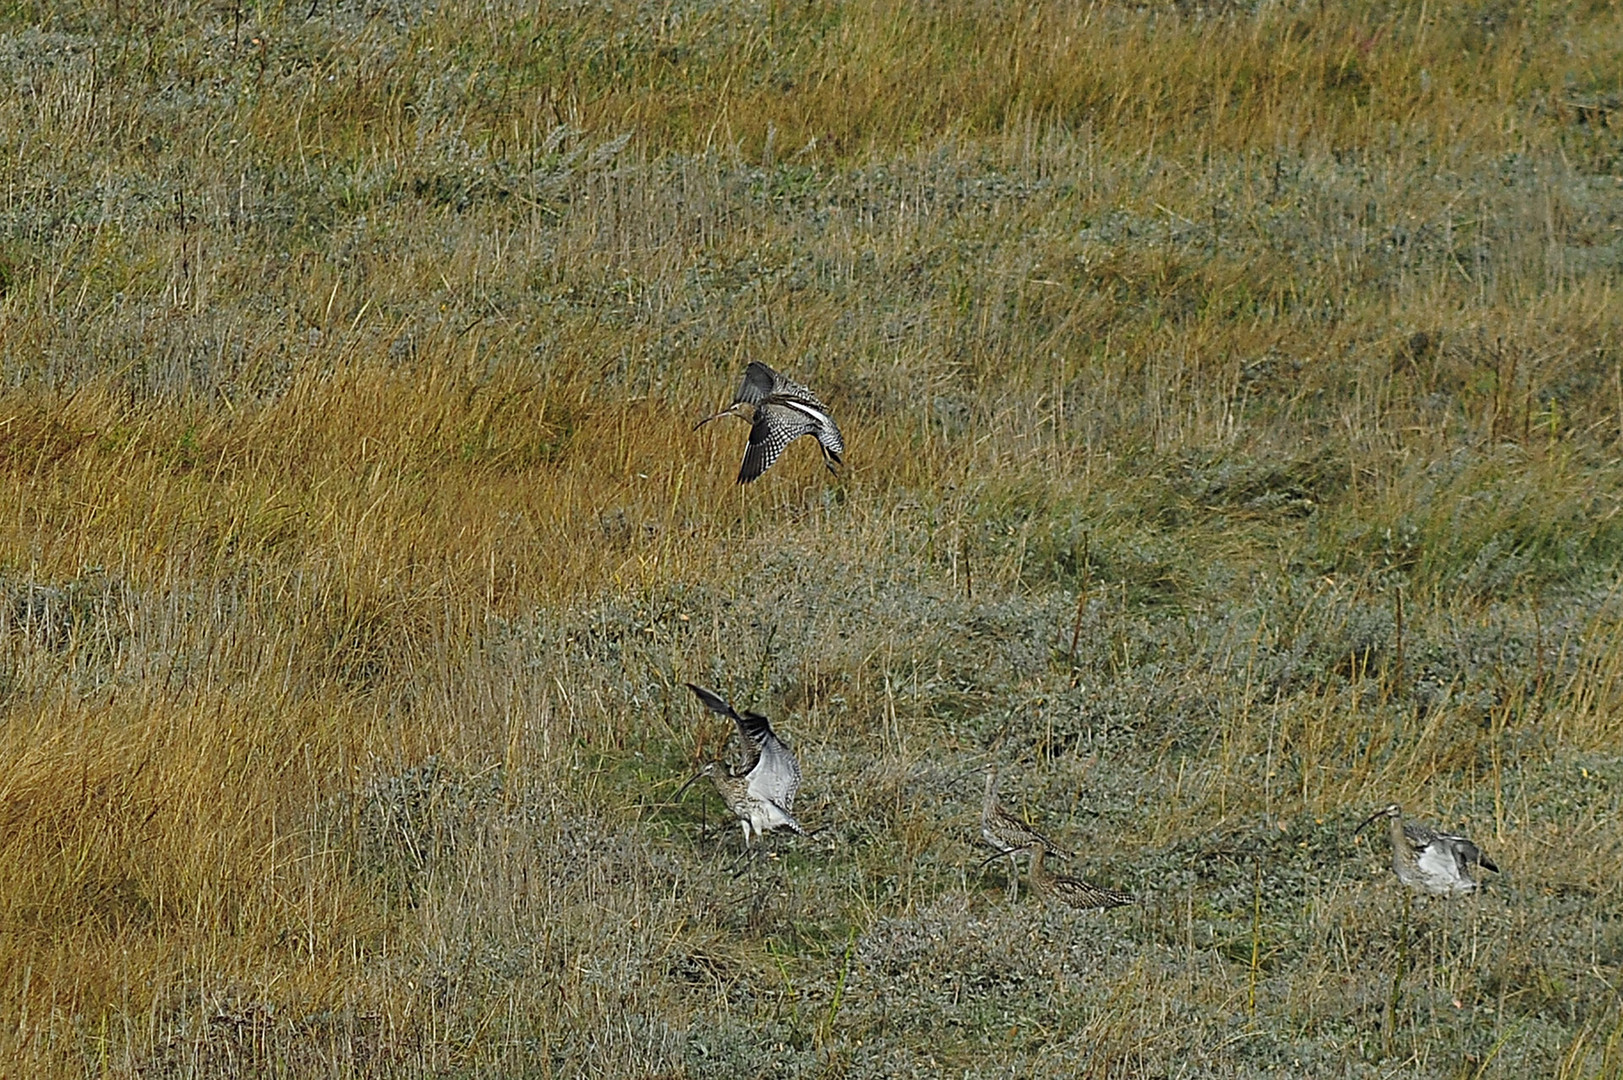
[2,0,1622,1074]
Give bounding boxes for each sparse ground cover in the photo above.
[1,0,1622,1075]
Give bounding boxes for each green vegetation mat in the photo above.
[1,0,1621,1075]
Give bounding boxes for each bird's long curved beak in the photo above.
[947,758,995,787]
[692,407,736,431]
[675,771,706,798]
[1353,809,1387,836]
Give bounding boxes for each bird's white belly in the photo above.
[750,801,794,836]
[1403,844,1474,895]
[981,827,1019,854]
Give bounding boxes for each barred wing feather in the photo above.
[737,710,801,811]
[739,404,821,483]
[734,362,779,405]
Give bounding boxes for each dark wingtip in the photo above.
[736,710,776,742]
[687,683,737,718]
[1478,854,1500,873]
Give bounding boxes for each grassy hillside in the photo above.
[2,0,1622,1075]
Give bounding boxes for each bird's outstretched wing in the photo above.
[771,371,828,410]
[734,362,779,405]
[737,709,802,811]
[739,403,822,482]
[686,682,761,774]
[1414,841,1461,885]
[1406,819,1498,877]
[687,682,741,721]
[737,361,831,409]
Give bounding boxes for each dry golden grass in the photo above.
[2,0,1622,1075]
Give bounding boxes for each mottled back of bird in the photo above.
[736,361,825,409]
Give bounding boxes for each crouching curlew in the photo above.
[1027,841,1135,912]
[1355,803,1499,897]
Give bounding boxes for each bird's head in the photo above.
[676,761,726,797]
[946,760,997,791]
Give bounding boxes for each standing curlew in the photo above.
[677,683,808,855]
[979,762,1071,901]
[1027,841,1136,911]
[1355,804,1500,896]
[693,361,844,483]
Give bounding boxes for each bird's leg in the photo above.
[729,850,756,880]
[1384,889,1412,1055]
[726,821,760,877]
[973,849,1020,899]
[1007,850,1020,902]
[732,839,777,881]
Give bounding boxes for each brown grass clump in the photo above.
[2,0,1623,1075]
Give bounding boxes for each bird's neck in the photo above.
[1387,815,1414,868]
[1030,846,1050,891]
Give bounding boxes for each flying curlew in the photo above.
[1027,841,1136,911]
[677,683,808,855]
[979,762,1071,901]
[693,361,844,483]
[1355,803,1500,897]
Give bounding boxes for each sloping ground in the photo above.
[1,0,1621,1075]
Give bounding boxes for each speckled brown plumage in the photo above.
[694,362,844,483]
